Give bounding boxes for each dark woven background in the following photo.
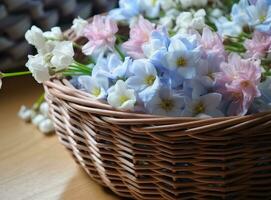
[0,0,117,72]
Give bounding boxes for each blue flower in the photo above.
[215,17,243,37]
[182,93,224,118]
[252,77,271,112]
[140,0,161,19]
[78,75,109,99]
[92,53,132,81]
[126,59,160,102]
[109,0,140,22]
[143,28,170,70]
[195,55,222,88]
[146,86,185,117]
[246,0,271,34]
[165,34,201,79]
[231,0,250,27]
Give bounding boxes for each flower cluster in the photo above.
[68,0,271,117]
[18,102,54,135]
[2,0,271,119]
[24,25,92,84]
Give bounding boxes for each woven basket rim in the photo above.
[44,78,271,122]
[44,21,271,124]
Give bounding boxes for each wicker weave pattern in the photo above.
[44,78,271,200]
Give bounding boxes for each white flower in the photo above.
[38,118,55,134]
[192,9,206,30]
[179,0,193,8]
[25,25,46,50]
[107,80,136,111]
[18,106,32,122]
[26,26,65,55]
[78,75,109,99]
[32,114,46,127]
[40,102,49,117]
[71,17,88,37]
[26,54,50,83]
[175,9,206,33]
[25,40,74,83]
[160,0,177,11]
[210,8,223,19]
[179,0,207,8]
[159,9,179,29]
[194,0,208,7]
[43,27,64,41]
[50,41,74,71]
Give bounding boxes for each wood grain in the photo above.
[0,76,121,200]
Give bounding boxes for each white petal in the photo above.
[126,76,146,91]
[32,114,46,127]
[39,102,49,117]
[38,118,55,134]
[18,106,32,122]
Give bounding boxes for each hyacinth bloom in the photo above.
[71,17,88,37]
[107,80,136,111]
[25,26,46,51]
[200,28,226,61]
[182,93,223,118]
[249,0,271,5]
[246,0,271,34]
[26,54,50,83]
[92,54,132,81]
[122,16,155,59]
[166,34,201,79]
[195,55,222,88]
[252,77,271,112]
[78,76,109,100]
[83,15,118,56]
[142,28,170,69]
[231,0,250,28]
[146,86,184,117]
[244,31,271,58]
[126,59,160,102]
[215,17,242,37]
[215,54,262,116]
[109,0,140,22]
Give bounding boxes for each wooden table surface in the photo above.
[0,76,122,200]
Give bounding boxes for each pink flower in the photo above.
[244,31,271,59]
[82,15,118,55]
[215,53,262,116]
[122,16,155,59]
[200,27,226,61]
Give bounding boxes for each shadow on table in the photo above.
[59,167,133,200]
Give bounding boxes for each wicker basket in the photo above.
[43,26,271,200]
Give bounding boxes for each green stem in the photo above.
[2,71,32,78]
[73,61,91,71]
[69,63,92,75]
[32,93,45,111]
[114,45,125,61]
[67,67,91,75]
[225,46,246,53]
[73,42,82,50]
[62,71,91,76]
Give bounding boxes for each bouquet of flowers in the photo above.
[2,0,271,119]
